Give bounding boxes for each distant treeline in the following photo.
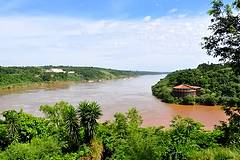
[152,63,240,106]
[0,66,162,89]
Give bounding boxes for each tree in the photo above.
[78,101,102,144]
[163,116,205,160]
[202,0,240,74]
[127,108,143,129]
[2,110,19,143]
[180,95,195,105]
[203,0,240,147]
[62,106,80,151]
[40,101,81,152]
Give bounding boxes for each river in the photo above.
[0,75,227,130]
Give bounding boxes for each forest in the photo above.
[0,101,239,160]
[152,63,240,106]
[0,66,161,90]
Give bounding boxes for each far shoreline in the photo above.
[0,75,139,96]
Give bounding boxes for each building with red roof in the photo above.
[172,84,201,98]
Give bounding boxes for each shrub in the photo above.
[180,96,195,105]
[197,94,217,106]
[0,137,61,160]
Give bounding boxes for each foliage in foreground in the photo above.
[0,101,240,160]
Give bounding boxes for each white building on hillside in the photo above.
[68,71,75,74]
[45,68,66,73]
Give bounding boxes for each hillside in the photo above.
[0,66,161,90]
[152,63,240,106]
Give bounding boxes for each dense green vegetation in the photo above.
[202,0,240,75]
[201,1,240,155]
[0,66,162,90]
[152,63,240,106]
[0,101,239,160]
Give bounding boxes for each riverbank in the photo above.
[0,81,74,95]
[0,66,162,95]
[0,76,136,96]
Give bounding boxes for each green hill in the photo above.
[152,63,240,106]
[0,66,161,90]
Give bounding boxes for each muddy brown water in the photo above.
[0,75,227,130]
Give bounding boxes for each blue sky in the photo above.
[0,0,213,18]
[2,0,231,19]
[0,0,232,71]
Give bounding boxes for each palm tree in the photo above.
[3,110,19,142]
[77,101,102,144]
[41,101,81,151]
[63,105,80,151]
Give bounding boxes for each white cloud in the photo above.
[0,15,217,71]
[143,16,152,22]
[169,8,178,14]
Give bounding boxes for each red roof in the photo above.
[173,84,191,89]
[189,86,201,89]
[173,84,201,90]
